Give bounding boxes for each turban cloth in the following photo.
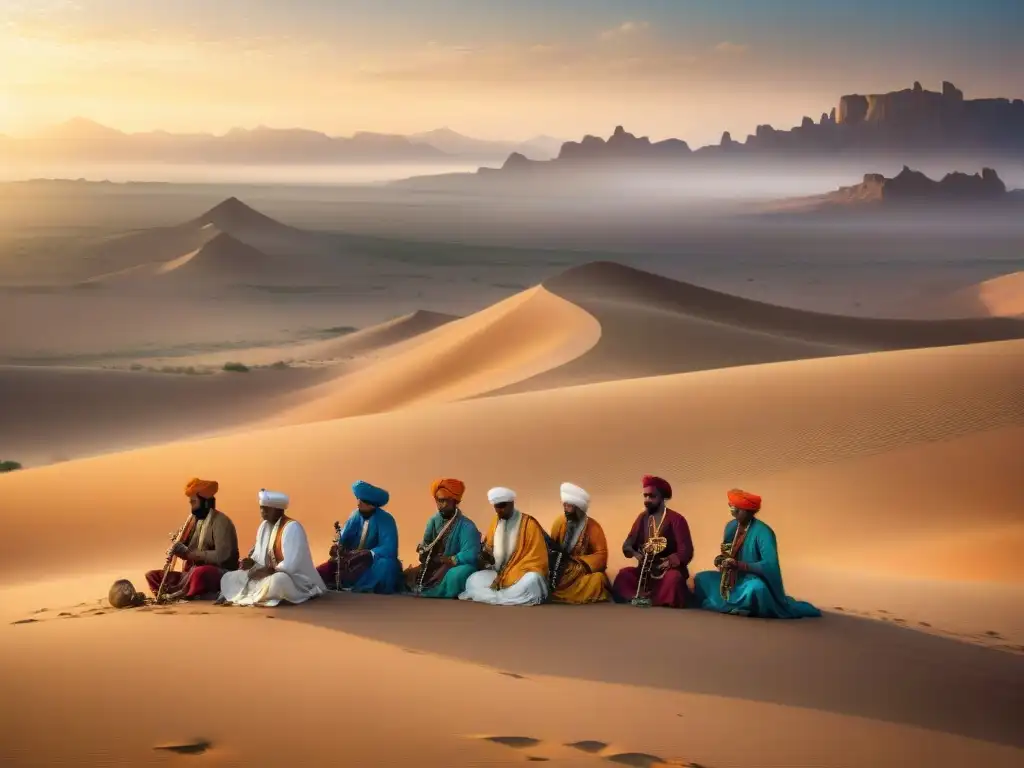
[641,475,672,500]
[258,489,290,510]
[727,488,762,512]
[184,478,219,498]
[352,480,389,508]
[559,482,590,512]
[431,478,466,503]
[487,487,516,505]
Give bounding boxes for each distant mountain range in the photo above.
[396,80,1024,190]
[0,119,565,165]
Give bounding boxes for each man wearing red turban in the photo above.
[145,478,239,601]
[611,475,694,608]
[692,489,821,619]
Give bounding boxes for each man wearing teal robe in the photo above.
[693,489,821,619]
[404,478,481,598]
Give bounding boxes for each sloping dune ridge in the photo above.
[2,340,1023,767]
[85,230,283,285]
[264,285,602,424]
[934,270,1024,318]
[507,260,1024,389]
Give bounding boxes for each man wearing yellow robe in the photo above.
[459,486,549,606]
[549,482,611,604]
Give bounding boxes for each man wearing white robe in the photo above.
[459,487,549,606]
[219,489,327,607]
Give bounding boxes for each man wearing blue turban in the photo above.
[316,480,402,593]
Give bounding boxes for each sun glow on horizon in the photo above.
[0,1,1021,146]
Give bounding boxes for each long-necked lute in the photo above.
[155,512,194,603]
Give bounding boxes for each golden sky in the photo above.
[1,0,1020,147]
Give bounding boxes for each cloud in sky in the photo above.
[599,20,650,41]
[714,41,749,56]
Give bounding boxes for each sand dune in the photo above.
[85,230,284,285]
[267,261,1024,419]
[266,285,601,423]
[930,270,1024,318]
[73,197,341,284]
[4,339,1022,594]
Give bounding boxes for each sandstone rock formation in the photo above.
[824,166,1009,206]
[492,81,1024,171]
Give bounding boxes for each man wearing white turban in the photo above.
[547,483,611,604]
[458,487,549,606]
[219,489,327,607]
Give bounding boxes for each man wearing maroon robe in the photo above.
[145,478,240,601]
[612,475,694,608]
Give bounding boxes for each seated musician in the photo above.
[692,489,821,619]
[145,478,239,601]
[403,478,481,598]
[459,487,549,606]
[316,480,402,594]
[548,483,611,604]
[611,475,694,608]
[219,489,326,607]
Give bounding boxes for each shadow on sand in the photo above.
[266,593,1024,749]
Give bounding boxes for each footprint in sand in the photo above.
[499,671,526,679]
[567,740,608,754]
[482,736,542,749]
[605,753,669,767]
[526,758,550,762]
[11,618,38,625]
[984,630,1003,639]
[153,739,212,755]
[919,621,931,627]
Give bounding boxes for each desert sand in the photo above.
[912,270,1024,319]
[2,197,1023,768]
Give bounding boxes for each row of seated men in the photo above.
[133,475,820,619]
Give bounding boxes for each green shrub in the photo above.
[223,362,250,373]
[269,360,290,370]
[0,460,22,473]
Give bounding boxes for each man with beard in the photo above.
[144,478,239,601]
[317,480,402,594]
[692,489,821,619]
[403,478,481,598]
[548,482,611,604]
[459,487,549,606]
[611,475,694,608]
[218,489,326,607]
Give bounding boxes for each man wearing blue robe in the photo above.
[402,478,481,598]
[693,489,821,619]
[316,480,402,594]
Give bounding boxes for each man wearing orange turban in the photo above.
[611,475,694,608]
[431,478,466,504]
[145,478,239,602]
[692,489,821,619]
[403,479,481,598]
